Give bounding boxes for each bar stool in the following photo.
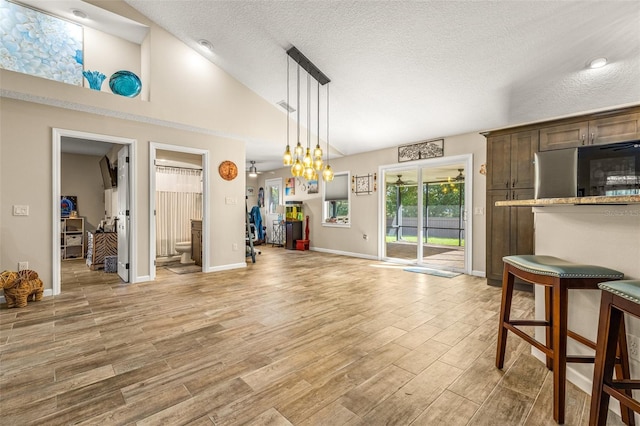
[590,280,640,426]
[496,255,625,424]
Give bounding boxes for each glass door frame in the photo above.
[378,153,473,274]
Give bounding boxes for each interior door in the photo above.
[117,146,129,282]
[264,178,282,244]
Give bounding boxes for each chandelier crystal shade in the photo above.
[283,46,332,181]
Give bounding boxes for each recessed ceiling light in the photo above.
[589,57,608,69]
[197,39,214,52]
[71,9,88,19]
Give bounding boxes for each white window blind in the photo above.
[324,173,349,201]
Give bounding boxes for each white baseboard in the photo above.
[135,275,151,283]
[1,288,53,305]
[207,262,246,273]
[471,270,486,278]
[310,247,378,260]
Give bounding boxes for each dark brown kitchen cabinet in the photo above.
[487,130,537,191]
[486,189,535,284]
[539,113,640,151]
[485,130,536,286]
[483,105,640,286]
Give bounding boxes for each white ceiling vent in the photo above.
[277,100,295,113]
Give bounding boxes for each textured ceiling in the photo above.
[60,1,640,171]
[121,0,640,171]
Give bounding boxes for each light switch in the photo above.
[225,196,237,205]
[474,207,484,215]
[13,205,29,216]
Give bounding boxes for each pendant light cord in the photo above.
[326,84,330,163]
[286,55,289,148]
[307,72,310,149]
[296,62,300,146]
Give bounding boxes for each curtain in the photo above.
[155,166,202,257]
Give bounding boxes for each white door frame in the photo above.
[263,177,283,244]
[378,153,473,274]
[52,128,137,295]
[149,142,210,280]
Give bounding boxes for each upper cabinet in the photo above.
[487,130,538,191]
[540,113,640,151]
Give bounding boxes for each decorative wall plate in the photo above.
[109,70,142,97]
[218,160,238,181]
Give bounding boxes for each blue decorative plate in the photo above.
[109,70,141,97]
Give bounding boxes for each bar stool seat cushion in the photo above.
[599,280,640,304]
[503,255,624,279]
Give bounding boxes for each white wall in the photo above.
[83,26,142,93]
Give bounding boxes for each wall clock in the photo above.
[218,160,238,181]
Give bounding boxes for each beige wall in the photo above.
[0,2,288,288]
[0,97,246,287]
[257,132,488,274]
[61,153,105,233]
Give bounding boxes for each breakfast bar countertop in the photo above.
[495,194,640,207]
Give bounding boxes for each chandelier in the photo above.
[282,47,333,181]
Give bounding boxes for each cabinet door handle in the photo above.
[505,192,510,200]
[591,132,595,145]
[581,134,586,146]
[512,179,516,188]
[505,181,509,188]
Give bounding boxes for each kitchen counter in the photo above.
[520,202,640,402]
[495,194,640,207]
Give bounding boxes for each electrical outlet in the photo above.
[628,333,640,361]
[18,261,29,271]
[362,234,368,240]
[13,205,29,216]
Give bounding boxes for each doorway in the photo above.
[149,143,209,280]
[52,129,137,295]
[263,177,283,244]
[379,154,473,273]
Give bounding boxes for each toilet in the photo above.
[174,241,192,264]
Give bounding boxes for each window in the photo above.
[323,171,350,226]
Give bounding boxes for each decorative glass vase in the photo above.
[83,70,106,91]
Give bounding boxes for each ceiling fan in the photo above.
[435,168,465,182]
[388,174,415,186]
[247,160,260,177]
[454,168,464,181]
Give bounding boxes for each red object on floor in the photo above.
[296,240,309,251]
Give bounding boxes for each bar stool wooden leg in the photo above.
[591,291,620,426]
[616,316,636,426]
[553,280,568,424]
[496,264,515,369]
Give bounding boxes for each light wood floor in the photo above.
[0,247,623,425]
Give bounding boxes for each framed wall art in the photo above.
[352,173,376,195]
[0,0,84,85]
[398,139,444,163]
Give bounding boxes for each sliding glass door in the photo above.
[384,170,418,261]
[382,161,467,272]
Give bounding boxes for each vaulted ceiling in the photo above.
[123,0,640,171]
[32,1,640,171]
